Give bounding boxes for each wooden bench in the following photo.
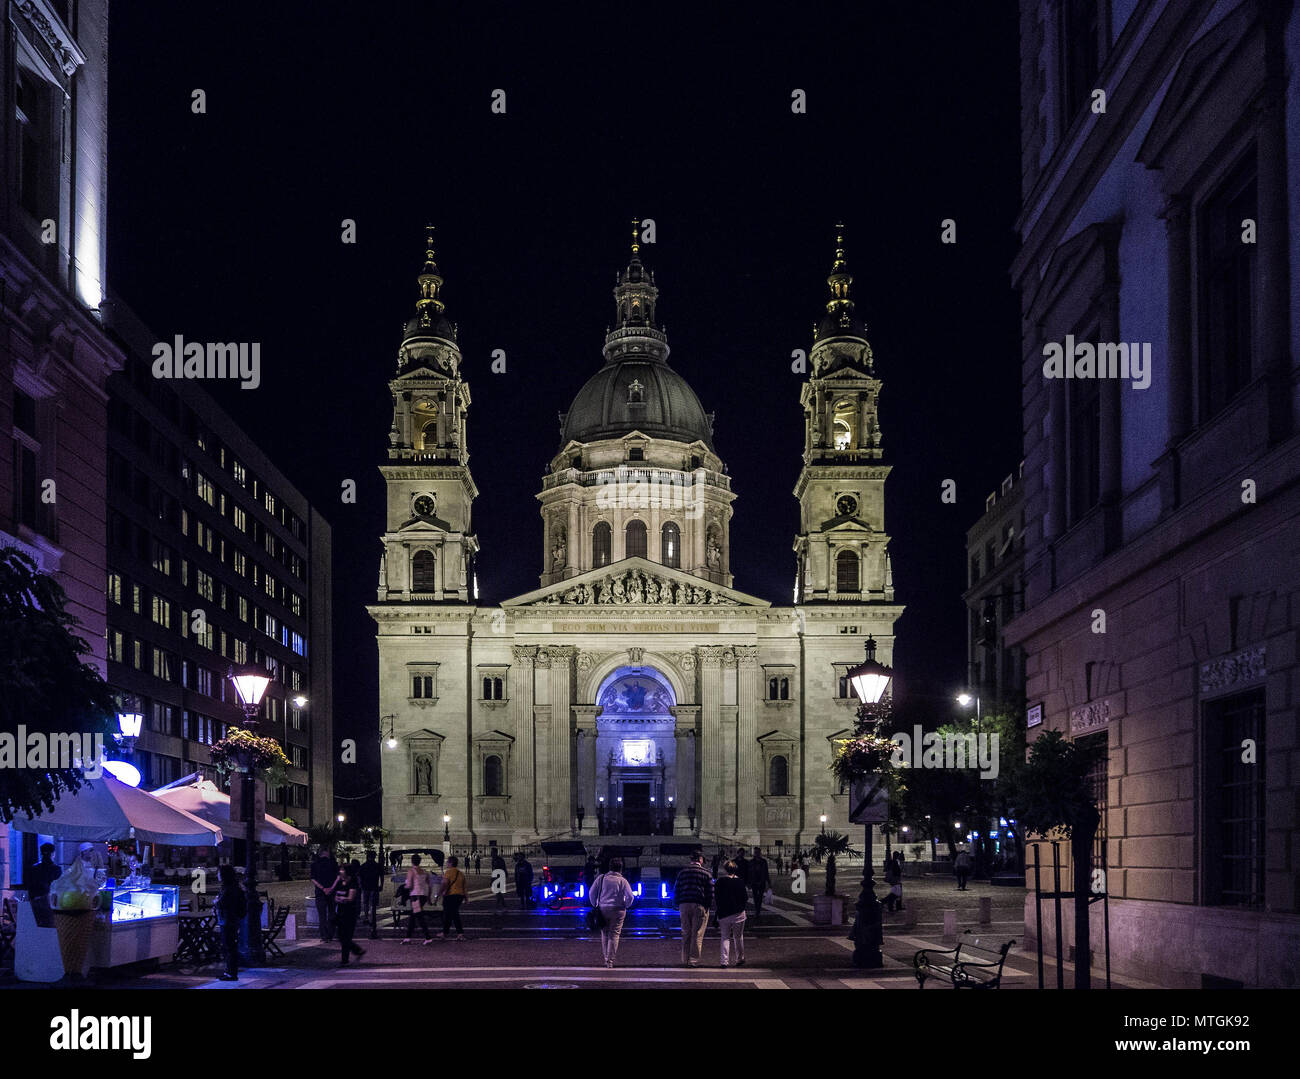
[914,932,1015,989]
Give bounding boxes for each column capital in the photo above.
[512,644,538,667]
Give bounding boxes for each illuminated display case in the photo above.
[106,885,179,923]
[90,885,180,967]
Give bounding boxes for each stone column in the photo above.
[736,645,760,838]
[574,705,599,834]
[672,709,700,834]
[567,501,580,579]
[511,646,537,834]
[546,646,574,833]
[699,646,724,835]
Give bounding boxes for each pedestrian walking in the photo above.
[714,860,748,968]
[332,864,365,965]
[673,849,714,967]
[474,853,481,874]
[358,851,383,937]
[882,852,901,912]
[889,852,909,915]
[954,847,972,890]
[514,852,534,909]
[440,855,469,940]
[589,857,635,968]
[749,846,771,918]
[310,845,339,942]
[734,847,751,890]
[402,854,436,944]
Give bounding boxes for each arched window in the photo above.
[626,519,647,559]
[768,677,779,699]
[412,550,436,591]
[593,522,612,568]
[421,422,437,450]
[661,522,680,568]
[779,677,790,700]
[484,755,503,797]
[769,755,789,797]
[836,549,859,593]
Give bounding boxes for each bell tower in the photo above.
[377,228,479,602]
[793,226,895,603]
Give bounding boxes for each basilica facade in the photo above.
[371,225,902,849]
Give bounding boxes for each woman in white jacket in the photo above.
[589,857,635,968]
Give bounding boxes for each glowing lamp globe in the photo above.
[229,667,272,710]
[117,711,143,739]
[847,636,893,704]
[103,760,142,787]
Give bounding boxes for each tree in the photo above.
[0,549,116,822]
[806,830,860,896]
[1017,729,1103,989]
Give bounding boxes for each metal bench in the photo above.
[914,931,1016,989]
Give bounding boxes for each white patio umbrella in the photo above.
[150,779,308,846]
[10,773,223,845]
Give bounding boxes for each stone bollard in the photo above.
[900,903,917,929]
[979,896,992,924]
[942,909,957,943]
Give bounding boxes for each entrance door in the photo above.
[622,782,652,834]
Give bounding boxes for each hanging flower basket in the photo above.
[210,728,290,787]
[831,731,900,787]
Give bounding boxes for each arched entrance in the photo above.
[594,665,677,835]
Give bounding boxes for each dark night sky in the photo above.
[106,3,1023,817]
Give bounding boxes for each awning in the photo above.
[150,780,308,846]
[10,773,223,846]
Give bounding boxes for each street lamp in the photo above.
[228,664,271,966]
[845,635,893,969]
[443,814,451,842]
[382,714,398,750]
[819,813,828,832]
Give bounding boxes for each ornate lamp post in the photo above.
[228,665,272,966]
[845,636,893,969]
[443,814,451,843]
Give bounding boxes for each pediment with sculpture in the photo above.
[501,556,770,609]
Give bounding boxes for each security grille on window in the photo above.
[1204,689,1265,907]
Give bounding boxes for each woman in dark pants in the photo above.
[332,864,365,965]
[215,865,246,982]
[439,856,468,940]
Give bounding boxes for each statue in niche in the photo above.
[414,754,434,795]
[551,527,567,571]
[707,532,721,569]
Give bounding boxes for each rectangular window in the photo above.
[132,639,144,670]
[196,472,215,506]
[196,668,213,697]
[1068,374,1101,524]
[107,630,124,663]
[150,539,172,576]
[196,570,215,602]
[152,647,175,682]
[412,675,435,699]
[1059,0,1102,126]
[107,572,122,605]
[233,551,248,577]
[150,594,172,629]
[290,631,305,657]
[232,638,247,663]
[232,460,247,488]
[132,584,143,615]
[233,506,247,533]
[1204,689,1265,907]
[1198,152,1257,422]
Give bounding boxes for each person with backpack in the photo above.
[214,865,247,982]
[439,855,469,940]
[402,853,436,944]
[589,857,635,968]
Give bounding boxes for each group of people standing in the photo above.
[399,852,469,943]
[585,846,773,970]
[310,847,387,966]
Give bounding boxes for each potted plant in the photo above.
[806,830,860,924]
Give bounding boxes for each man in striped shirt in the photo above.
[674,849,714,967]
